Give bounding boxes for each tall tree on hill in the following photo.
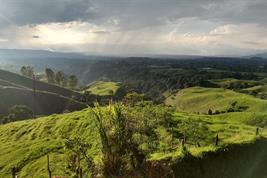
[45,68,55,84]
[55,71,65,86]
[68,75,78,89]
[20,66,34,78]
[20,66,27,76]
[62,77,68,87]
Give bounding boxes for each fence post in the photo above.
[256,127,259,136]
[47,154,52,178]
[33,74,36,118]
[215,134,219,146]
[12,167,16,178]
[79,167,83,178]
[182,134,186,151]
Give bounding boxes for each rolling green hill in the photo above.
[212,78,262,89]
[0,109,95,177]
[0,106,266,177]
[241,85,267,99]
[84,81,120,96]
[165,87,267,114]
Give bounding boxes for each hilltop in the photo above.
[84,81,120,96]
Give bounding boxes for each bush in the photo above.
[92,103,145,176]
[7,105,34,120]
[208,109,213,115]
[179,118,208,147]
[91,102,174,176]
[215,110,220,114]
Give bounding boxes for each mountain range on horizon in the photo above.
[1,48,267,60]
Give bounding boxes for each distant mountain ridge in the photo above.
[0,49,88,59]
[246,52,267,59]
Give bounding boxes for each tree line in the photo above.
[20,66,78,89]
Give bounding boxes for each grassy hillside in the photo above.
[0,109,96,177]
[0,86,86,115]
[212,78,262,89]
[85,81,120,96]
[0,78,27,88]
[210,78,267,99]
[0,69,86,116]
[242,85,267,99]
[165,87,267,114]
[0,69,82,99]
[0,106,266,177]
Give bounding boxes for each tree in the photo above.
[155,126,174,152]
[45,68,55,84]
[180,118,208,147]
[20,66,34,78]
[20,66,27,76]
[68,75,78,89]
[91,103,145,176]
[123,92,144,106]
[55,71,65,86]
[7,105,34,121]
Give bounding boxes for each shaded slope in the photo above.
[0,69,82,99]
[0,69,86,116]
[0,86,86,115]
[173,139,267,178]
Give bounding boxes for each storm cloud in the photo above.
[0,0,267,55]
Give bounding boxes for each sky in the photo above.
[0,0,267,56]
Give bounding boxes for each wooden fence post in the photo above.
[215,134,219,146]
[79,168,83,178]
[182,134,186,151]
[12,167,16,178]
[256,127,259,136]
[47,154,52,178]
[32,74,36,118]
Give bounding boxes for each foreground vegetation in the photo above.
[0,100,266,177]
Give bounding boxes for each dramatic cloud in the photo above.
[0,0,94,25]
[0,0,267,55]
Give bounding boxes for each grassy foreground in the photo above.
[0,104,266,177]
[0,109,98,177]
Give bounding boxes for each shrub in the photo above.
[92,103,148,176]
[215,110,220,114]
[7,105,34,120]
[64,137,95,178]
[208,109,213,115]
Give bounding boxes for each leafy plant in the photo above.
[91,103,146,176]
[64,137,95,178]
